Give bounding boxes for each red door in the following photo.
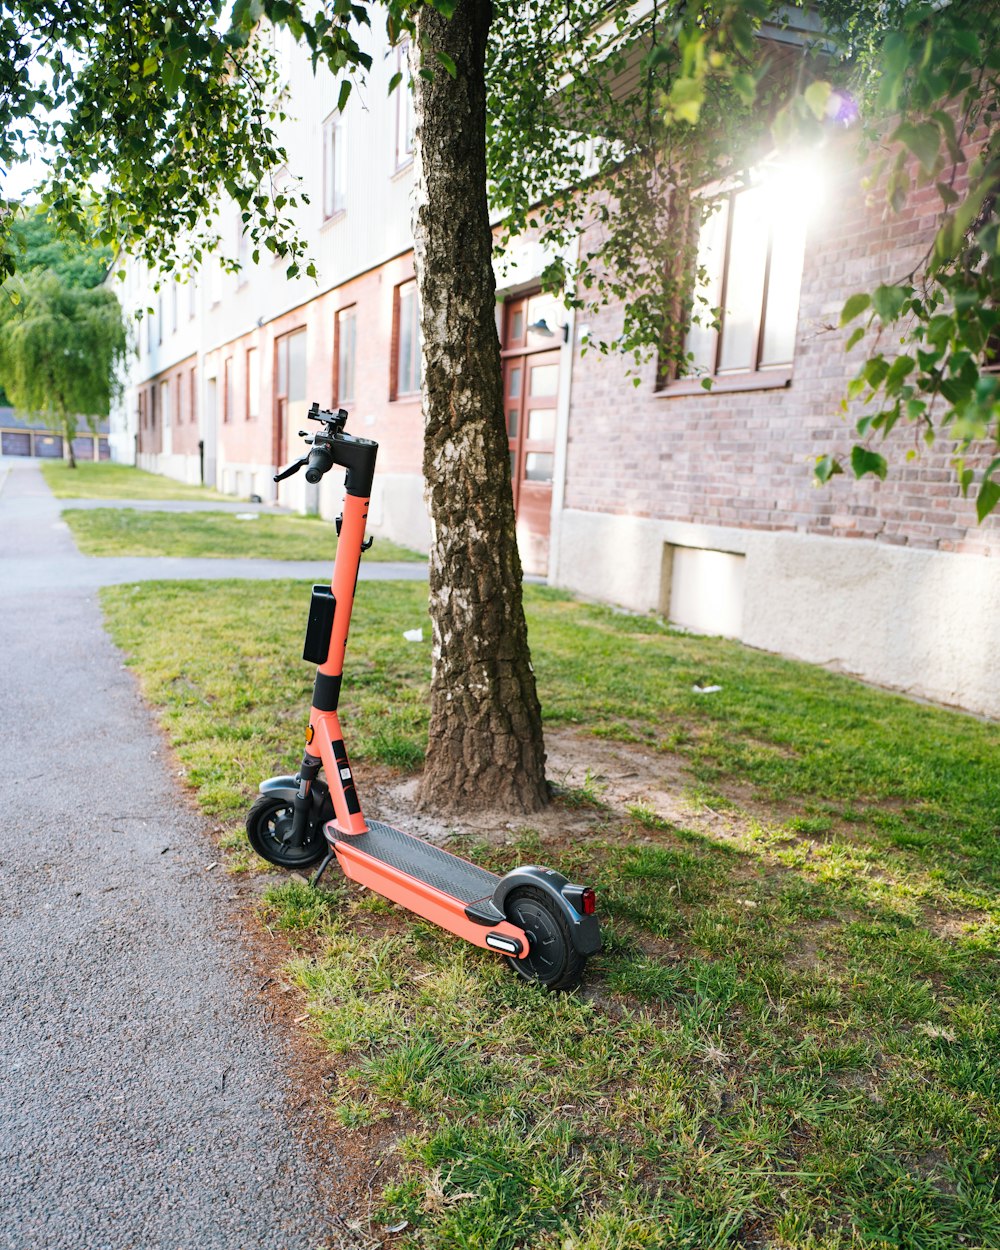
[501,294,563,576]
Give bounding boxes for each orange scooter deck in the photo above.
[332,820,529,956]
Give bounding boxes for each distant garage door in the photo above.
[1,431,30,456]
[34,434,63,458]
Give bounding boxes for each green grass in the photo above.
[65,508,425,562]
[41,460,232,500]
[101,580,1000,1249]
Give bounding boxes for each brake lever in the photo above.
[273,455,309,483]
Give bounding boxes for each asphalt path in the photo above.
[0,461,387,1250]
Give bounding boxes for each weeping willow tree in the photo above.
[0,272,127,466]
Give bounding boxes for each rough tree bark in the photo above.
[411,0,549,815]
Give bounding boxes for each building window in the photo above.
[188,279,197,320]
[160,378,170,429]
[189,367,197,424]
[335,306,357,405]
[394,42,415,169]
[170,281,178,334]
[323,112,346,219]
[157,292,163,345]
[223,357,233,423]
[393,279,421,399]
[246,347,260,420]
[676,172,807,389]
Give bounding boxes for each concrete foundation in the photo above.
[553,508,1000,720]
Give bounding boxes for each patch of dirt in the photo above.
[358,726,748,856]
[924,908,996,941]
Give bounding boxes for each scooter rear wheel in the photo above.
[246,794,328,869]
[503,886,586,991]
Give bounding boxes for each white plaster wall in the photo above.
[367,472,431,553]
[741,532,1000,720]
[157,451,201,485]
[553,508,1000,720]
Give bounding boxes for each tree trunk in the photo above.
[411,0,548,815]
[64,421,77,468]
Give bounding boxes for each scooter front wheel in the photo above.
[246,794,328,869]
[503,886,586,991]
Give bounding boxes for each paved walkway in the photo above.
[0,459,427,592]
[0,462,376,1250]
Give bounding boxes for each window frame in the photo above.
[394,42,415,171]
[322,111,347,220]
[160,378,170,429]
[246,346,260,421]
[392,279,421,400]
[334,305,357,406]
[659,175,804,398]
[223,356,234,424]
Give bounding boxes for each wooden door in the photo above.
[501,293,562,576]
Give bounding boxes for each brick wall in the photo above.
[564,138,1000,559]
[204,252,423,481]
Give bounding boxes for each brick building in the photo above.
[556,134,999,718]
[110,26,1000,720]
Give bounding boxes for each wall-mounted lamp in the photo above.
[527,318,569,344]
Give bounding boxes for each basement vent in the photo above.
[660,544,746,639]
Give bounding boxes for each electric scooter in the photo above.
[245,403,601,990]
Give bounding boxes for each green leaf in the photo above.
[884,355,915,391]
[814,454,843,484]
[895,120,941,171]
[871,285,908,322]
[803,80,832,121]
[976,479,1000,521]
[951,28,981,60]
[435,51,457,78]
[162,57,183,97]
[732,72,756,105]
[337,78,352,113]
[845,327,865,352]
[667,76,703,125]
[863,356,890,389]
[387,71,402,95]
[851,446,888,481]
[840,292,871,325]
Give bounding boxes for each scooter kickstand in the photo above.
[310,847,337,890]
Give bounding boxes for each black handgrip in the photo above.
[305,446,334,484]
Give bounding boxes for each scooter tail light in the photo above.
[581,887,596,915]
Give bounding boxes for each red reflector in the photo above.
[581,888,596,915]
